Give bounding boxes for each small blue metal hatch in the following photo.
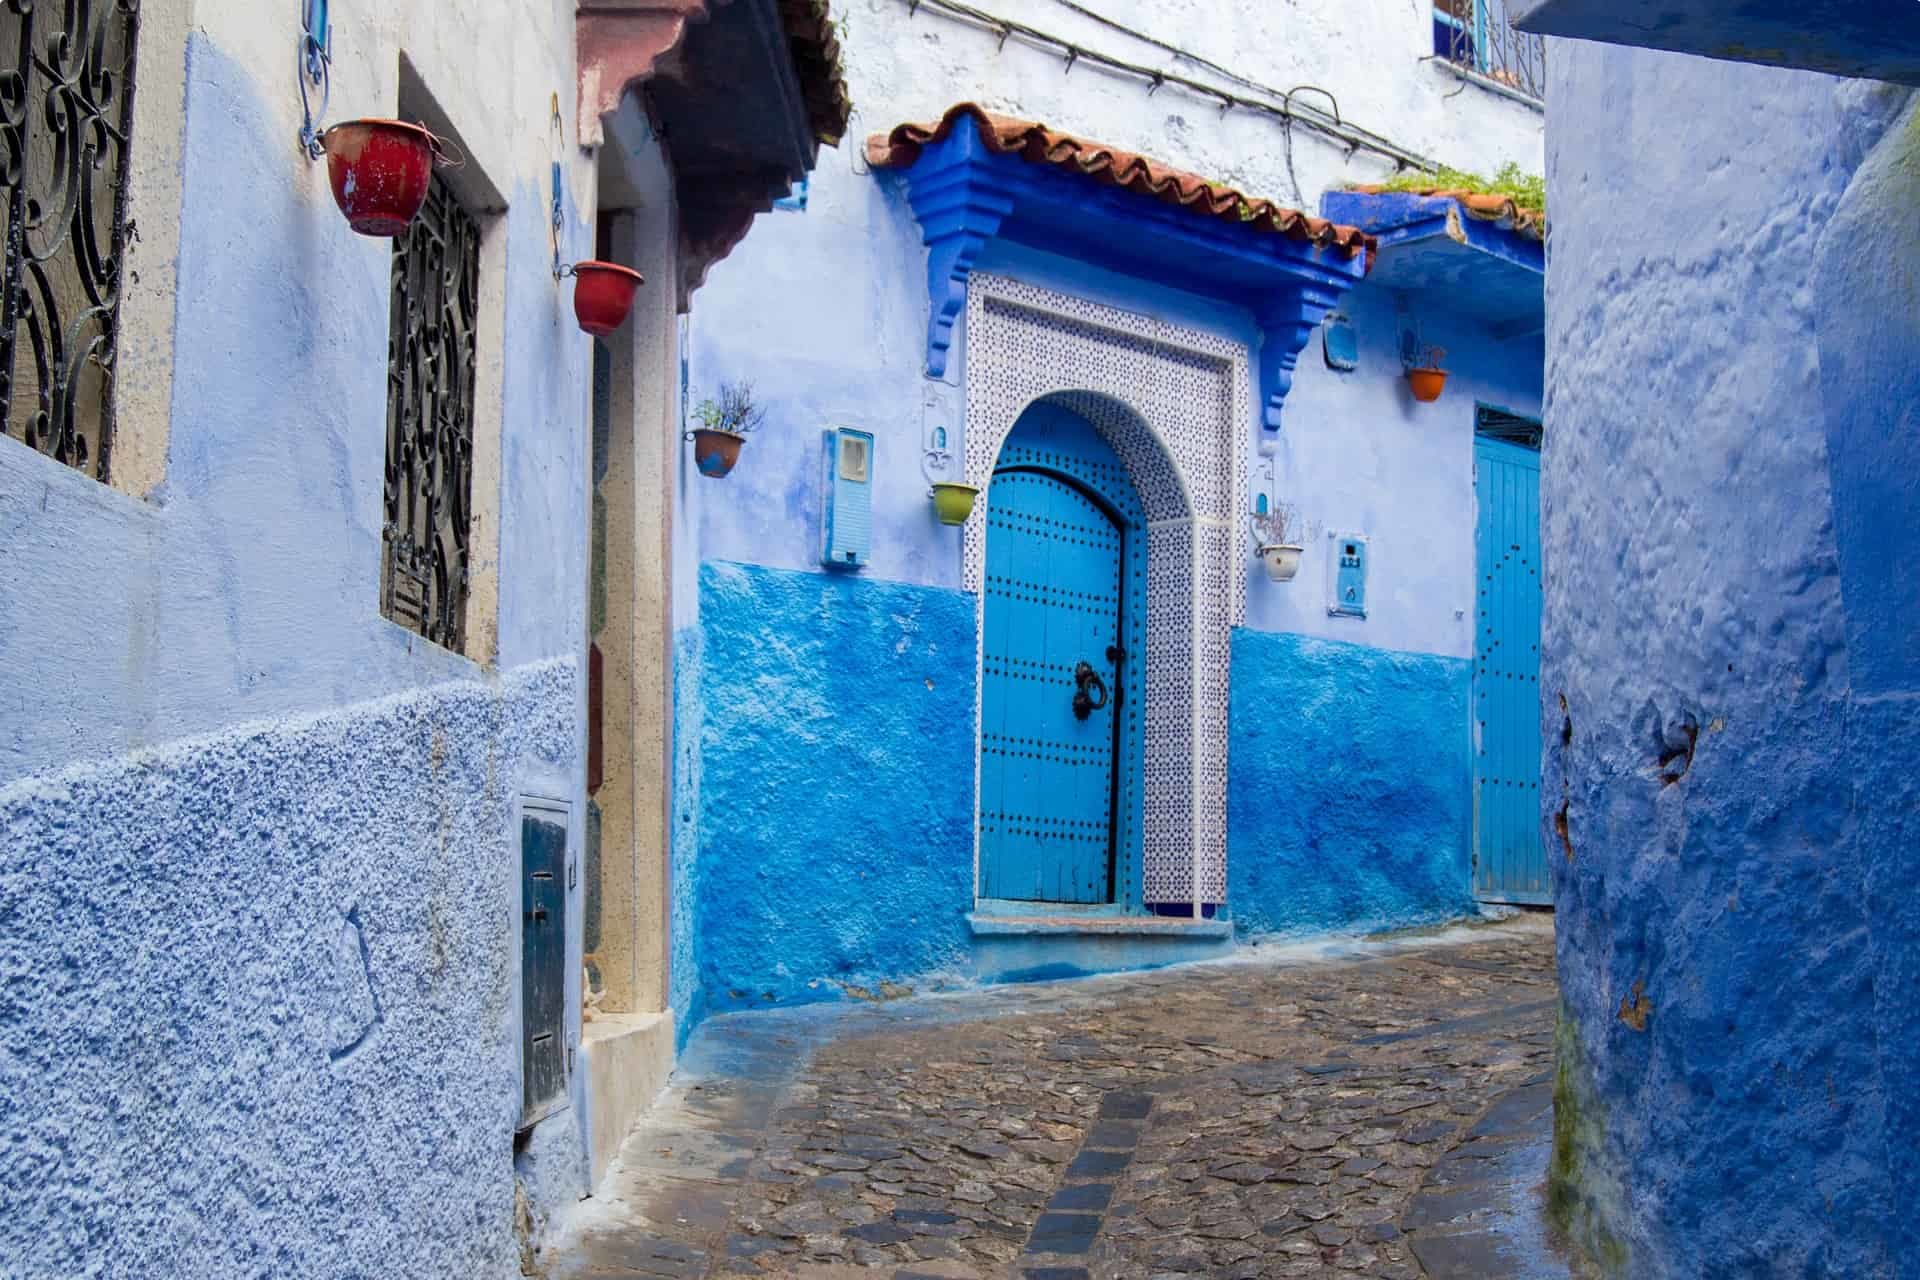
[1330,534,1368,618]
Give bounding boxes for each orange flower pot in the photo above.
[1408,368,1448,403]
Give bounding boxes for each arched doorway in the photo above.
[978,401,1146,903]
[961,274,1251,915]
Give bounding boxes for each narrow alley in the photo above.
[550,919,1564,1279]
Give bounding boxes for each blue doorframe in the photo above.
[979,401,1147,906]
[1473,432,1548,904]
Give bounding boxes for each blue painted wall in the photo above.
[1227,629,1474,937]
[1542,46,1916,1277]
[0,28,595,1277]
[685,561,978,1016]
[668,626,705,1045]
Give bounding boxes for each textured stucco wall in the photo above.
[0,661,577,1280]
[1227,629,1474,937]
[1542,42,1917,1277]
[686,562,977,1018]
[0,4,598,1270]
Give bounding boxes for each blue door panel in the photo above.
[980,469,1121,902]
[1474,437,1547,904]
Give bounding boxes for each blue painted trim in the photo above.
[1510,0,1920,85]
[1319,191,1543,339]
[882,124,1367,428]
[1320,191,1543,275]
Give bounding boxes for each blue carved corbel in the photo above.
[1256,282,1349,434]
[894,126,1019,377]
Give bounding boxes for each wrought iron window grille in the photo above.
[1432,0,1545,104]
[382,171,480,652]
[1,0,141,482]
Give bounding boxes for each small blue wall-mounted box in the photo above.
[821,427,874,569]
[1323,311,1358,372]
[1329,533,1368,617]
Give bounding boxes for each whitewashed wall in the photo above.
[838,0,1543,199]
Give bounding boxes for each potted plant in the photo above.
[1254,499,1306,582]
[569,261,645,335]
[1407,344,1449,403]
[930,480,980,525]
[319,119,449,237]
[688,381,765,478]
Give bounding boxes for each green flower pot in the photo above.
[931,481,980,526]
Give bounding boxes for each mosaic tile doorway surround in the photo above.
[962,274,1253,913]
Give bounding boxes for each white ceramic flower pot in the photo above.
[1258,543,1304,582]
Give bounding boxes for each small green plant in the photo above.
[1367,161,1546,216]
[1413,344,1448,371]
[694,380,766,435]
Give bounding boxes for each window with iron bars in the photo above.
[1,0,140,483]
[382,172,480,653]
[1432,0,1546,103]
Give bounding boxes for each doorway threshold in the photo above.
[969,899,1232,939]
[967,900,1233,985]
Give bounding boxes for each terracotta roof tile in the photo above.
[867,103,1372,261]
[1346,184,1546,240]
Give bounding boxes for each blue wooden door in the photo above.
[979,466,1123,902]
[1473,436,1548,904]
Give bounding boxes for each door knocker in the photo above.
[1072,661,1109,720]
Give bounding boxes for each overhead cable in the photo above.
[899,0,1440,174]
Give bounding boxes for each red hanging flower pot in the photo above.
[570,261,645,336]
[320,119,437,237]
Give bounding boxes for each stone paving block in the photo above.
[1083,1120,1141,1149]
[1098,1091,1155,1120]
[1409,1228,1520,1277]
[1064,1148,1131,1178]
[1046,1182,1115,1211]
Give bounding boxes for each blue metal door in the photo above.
[1473,436,1547,904]
[979,464,1124,902]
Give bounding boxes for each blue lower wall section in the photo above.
[669,627,704,1049]
[1227,628,1475,936]
[686,561,978,1017]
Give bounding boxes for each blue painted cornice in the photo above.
[1319,191,1545,341]
[883,123,1370,430]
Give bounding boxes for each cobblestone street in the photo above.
[550,918,1567,1279]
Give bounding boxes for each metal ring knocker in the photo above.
[1072,661,1109,721]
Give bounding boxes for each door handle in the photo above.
[1072,661,1108,720]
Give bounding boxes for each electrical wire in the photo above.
[898,0,1439,174]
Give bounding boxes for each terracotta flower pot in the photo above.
[691,428,745,478]
[571,261,645,336]
[1258,543,1304,582]
[320,119,435,237]
[1407,367,1448,403]
[930,481,980,526]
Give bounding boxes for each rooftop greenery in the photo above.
[1367,162,1546,217]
